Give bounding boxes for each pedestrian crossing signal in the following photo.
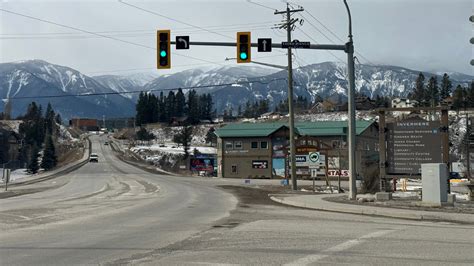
[237,32,251,63]
[157,30,171,69]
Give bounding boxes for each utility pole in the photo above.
[275,3,304,191]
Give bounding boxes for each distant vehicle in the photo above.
[159,144,165,147]
[104,141,109,145]
[89,153,99,163]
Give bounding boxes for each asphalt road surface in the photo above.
[1,135,473,265]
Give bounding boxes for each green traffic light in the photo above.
[160,50,167,57]
[240,52,248,60]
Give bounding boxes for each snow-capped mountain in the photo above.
[1,60,471,119]
[94,72,159,101]
[0,60,135,119]
[142,61,472,112]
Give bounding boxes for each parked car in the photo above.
[89,153,99,163]
[104,141,109,145]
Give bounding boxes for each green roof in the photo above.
[214,120,374,138]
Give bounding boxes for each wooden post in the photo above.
[379,110,386,192]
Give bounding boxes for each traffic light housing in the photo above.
[237,32,251,63]
[157,30,171,69]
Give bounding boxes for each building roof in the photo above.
[215,120,375,138]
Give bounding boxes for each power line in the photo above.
[3,78,287,100]
[297,28,345,64]
[84,54,287,75]
[118,0,233,40]
[302,8,375,65]
[0,26,276,40]
[0,7,229,67]
[246,0,277,11]
[0,20,280,36]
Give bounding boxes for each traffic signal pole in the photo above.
[170,41,345,51]
[164,0,358,198]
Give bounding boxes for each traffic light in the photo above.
[157,30,171,69]
[237,32,251,63]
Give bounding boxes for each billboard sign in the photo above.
[386,117,442,175]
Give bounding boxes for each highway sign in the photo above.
[176,36,189,49]
[258,38,272,52]
[281,40,310,49]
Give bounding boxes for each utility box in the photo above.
[421,163,448,205]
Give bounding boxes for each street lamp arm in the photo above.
[343,0,353,42]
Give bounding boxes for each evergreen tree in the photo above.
[452,85,466,110]
[175,89,186,117]
[468,81,474,108]
[136,127,155,141]
[187,90,199,124]
[135,92,147,126]
[44,103,56,136]
[426,76,439,107]
[55,113,62,125]
[41,134,57,170]
[158,91,166,122]
[166,91,176,122]
[205,127,217,146]
[440,73,452,101]
[411,73,426,106]
[173,126,193,158]
[27,144,40,174]
[237,105,242,117]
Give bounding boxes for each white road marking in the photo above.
[284,229,398,266]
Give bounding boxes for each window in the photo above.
[231,165,237,173]
[234,141,243,149]
[260,141,268,149]
[225,141,233,149]
[251,141,258,149]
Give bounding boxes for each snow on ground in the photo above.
[131,144,216,155]
[0,120,22,133]
[297,111,376,122]
[0,168,29,183]
[147,124,215,145]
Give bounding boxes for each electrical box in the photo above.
[421,163,448,205]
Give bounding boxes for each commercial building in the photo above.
[215,120,379,180]
[69,118,99,131]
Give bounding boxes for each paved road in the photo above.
[1,135,473,265]
[0,135,237,265]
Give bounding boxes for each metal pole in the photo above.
[283,4,297,191]
[379,110,386,191]
[466,112,471,178]
[170,41,346,51]
[344,0,357,200]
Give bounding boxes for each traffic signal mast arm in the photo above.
[169,41,347,51]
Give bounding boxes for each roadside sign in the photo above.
[308,152,320,163]
[258,38,272,52]
[309,152,325,168]
[281,40,310,49]
[176,36,189,49]
[295,155,308,167]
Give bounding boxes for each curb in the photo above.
[0,137,91,188]
[269,195,474,224]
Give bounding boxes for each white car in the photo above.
[89,153,99,163]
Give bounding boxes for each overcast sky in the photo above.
[0,0,472,76]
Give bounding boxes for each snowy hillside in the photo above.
[93,72,159,101]
[0,60,135,119]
